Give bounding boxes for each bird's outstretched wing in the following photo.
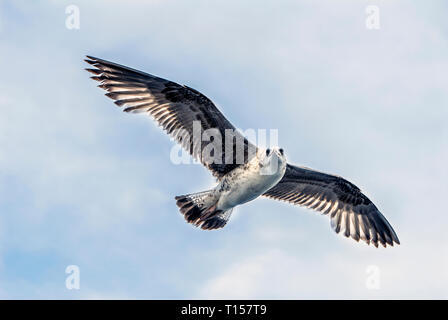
[85,56,256,179]
[263,164,400,247]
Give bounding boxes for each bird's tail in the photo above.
[175,190,232,230]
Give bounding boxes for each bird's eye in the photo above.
[266,149,270,156]
[279,148,284,155]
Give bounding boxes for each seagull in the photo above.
[85,56,400,248]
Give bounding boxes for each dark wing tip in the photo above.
[329,206,399,248]
[85,55,101,62]
[85,68,101,75]
[84,58,96,65]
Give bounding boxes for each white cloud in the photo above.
[199,243,448,299]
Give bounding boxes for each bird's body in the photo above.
[215,148,287,211]
[175,147,287,229]
[85,55,400,248]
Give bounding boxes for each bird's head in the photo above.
[260,147,287,176]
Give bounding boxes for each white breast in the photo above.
[216,152,286,211]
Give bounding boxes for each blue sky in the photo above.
[0,0,447,299]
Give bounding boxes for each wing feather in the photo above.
[264,164,400,247]
[85,56,257,179]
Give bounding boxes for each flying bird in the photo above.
[85,56,400,248]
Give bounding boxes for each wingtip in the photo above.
[85,68,101,75]
[368,239,400,248]
[392,233,401,245]
[84,58,96,65]
[85,55,98,61]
